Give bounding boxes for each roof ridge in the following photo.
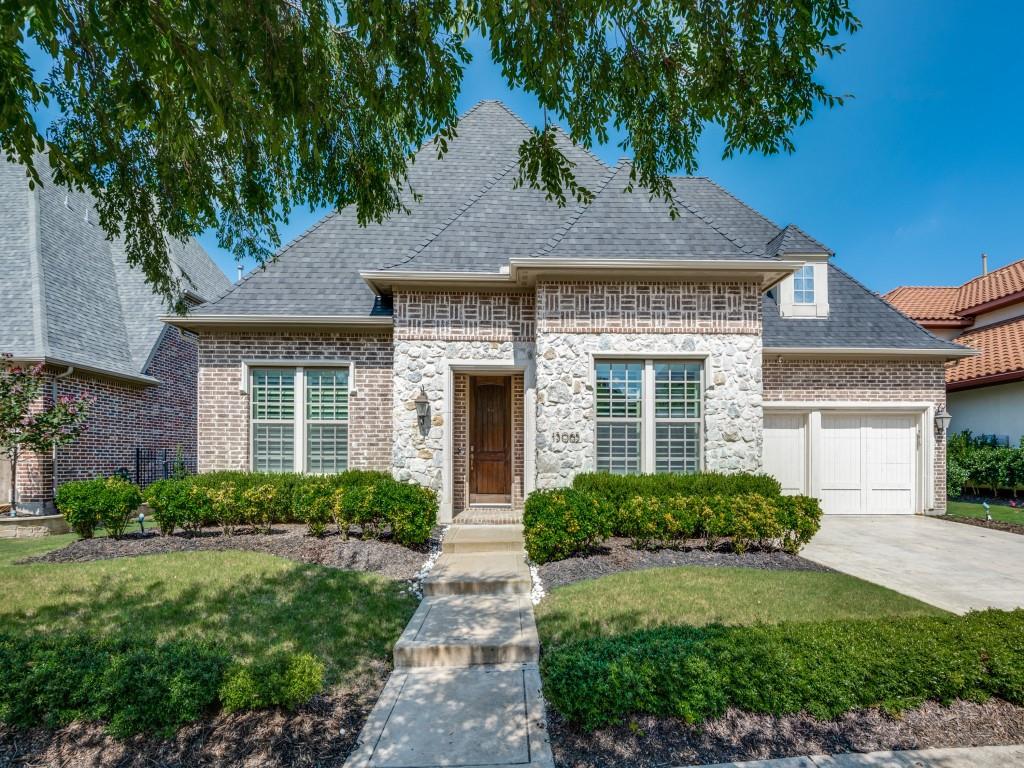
[383,157,521,271]
[698,176,782,232]
[489,99,611,171]
[955,313,1024,337]
[533,158,625,257]
[960,256,1024,286]
[669,177,764,257]
[783,223,833,255]
[25,178,49,358]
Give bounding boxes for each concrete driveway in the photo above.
[801,516,1024,614]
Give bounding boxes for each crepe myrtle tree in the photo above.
[1,355,92,515]
[2,1,859,311]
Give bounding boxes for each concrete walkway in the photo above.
[700,744,1024,767]
[801,516,1024,614]
[345,525,553,768]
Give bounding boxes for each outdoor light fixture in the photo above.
[934,406,952,434]
[137,512,146,535]
[414,389,430,433]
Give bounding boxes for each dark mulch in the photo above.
[943,514,1024,536]
[0,668,386,768]
[18,524,434,582]
[548,699,1024,768]
[538,537,830,590]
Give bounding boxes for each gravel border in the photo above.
[942,514,1024,537]
[538,537,830,590]
[0,666,388,768]
[548,699,1024,768]
[18,524,436,582]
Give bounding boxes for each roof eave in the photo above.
[162,314,394,330]
[5,355,161,386]
[947,369,1024,391]
[763,346,978,361]
[955,289,1024,318]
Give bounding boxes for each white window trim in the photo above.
[594,357,706,474]
[248,361,354,473]
[779,259,830,319]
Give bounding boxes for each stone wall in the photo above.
[534,332,763,488]
[197,330,392,472]
[762,357,948,510]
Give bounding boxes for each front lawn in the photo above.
[536,565,945,646]
[0,538,417,688]
[948,500,1024,525]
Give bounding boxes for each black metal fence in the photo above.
[134,447,197,487]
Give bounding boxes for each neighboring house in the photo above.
[885,258,1024,446]
[1,155,231,513]
[169,100,971,521]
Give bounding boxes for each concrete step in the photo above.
[422,552,532,596]
[443,524,525,554]
[394,594,539,668]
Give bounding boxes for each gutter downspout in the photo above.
[50,366,74,510]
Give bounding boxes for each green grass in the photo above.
[948,500,1024,525]
[536,566,946,647]
[0,536,418,688]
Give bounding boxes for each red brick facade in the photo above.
[197,330,393,473]
[14,327,200,509]
[763,357,948,510]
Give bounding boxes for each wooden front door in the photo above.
[470,376,512,502]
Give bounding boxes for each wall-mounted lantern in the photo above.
[414,389,430,434]
[934,406,952,435]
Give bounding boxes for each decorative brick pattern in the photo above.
[763,357,948,510]
[537,281,762,335]
[197,330,392,473]
[394,291,535,342]
[14,328,199,511]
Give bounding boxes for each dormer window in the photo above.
[793,265,815,304]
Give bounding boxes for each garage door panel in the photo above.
[763,414,806,495]
[821,415,862,492]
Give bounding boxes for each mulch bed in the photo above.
[18,524,434,582]
[942,514,1024,536]
[0,665,388,768]
[548,699,1024,768]
[538,537,830,590]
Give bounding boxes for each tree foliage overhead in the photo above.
[2,0,859,310]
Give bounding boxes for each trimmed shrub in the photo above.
[540,609,1024,731]
[220,652,325,712]
[56,477,143,539]
[206,482,242,535]
[144,478,192,535]
[523,488,612,563]
[240,483,279,534]
[377,480,438,546]
[335,470,392,537]
[573,471,782,510]
[293,476,338,537]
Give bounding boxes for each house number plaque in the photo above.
[551,431,581,444]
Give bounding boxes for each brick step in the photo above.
[422,552,532,596]
[443,524,525,554]
[394,595,539,668]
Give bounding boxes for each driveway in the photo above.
[801,516,1024,614]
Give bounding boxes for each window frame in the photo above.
[248,362,353,473]
[594,357,705,475]
[793,264,816,304]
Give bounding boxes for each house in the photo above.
[885,257,1024,446]
[1,155,232,514]
[168,100,971,521]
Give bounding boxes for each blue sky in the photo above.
[28,1,1024,294]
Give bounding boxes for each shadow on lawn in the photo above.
[3,559,418,685]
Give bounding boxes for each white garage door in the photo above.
[763,412,919,515]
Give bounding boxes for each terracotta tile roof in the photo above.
[956,259,1024,313]
[883,286,963,322]
[947,316,1024,386]
[885,258,1024,323]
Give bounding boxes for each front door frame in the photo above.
[468,374,513,504]
[441,357,535,523]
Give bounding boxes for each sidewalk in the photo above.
[701,744,1024,767]
[344,524,553,768]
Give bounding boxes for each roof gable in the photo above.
[885,258,1024,322]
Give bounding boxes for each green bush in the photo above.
[293,476,338,537]
[220,652,324,712]
[144,478,193,535]
[523,488,612,563]
[540,609,1024,731]
[947,430,1024,496]
[56,477,143,539]
[573,471,782,510]
[239,483,279,534]
[523,483,822,563]
[377,480,438,546]
[0,632,229,737]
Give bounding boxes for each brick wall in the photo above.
[537,281,762,334]
[197,330,392,473]
[15,327,199,510]
[394,290,535,341]
[763,357,948,509]
[512,374,525,509]
[452,373,469,514]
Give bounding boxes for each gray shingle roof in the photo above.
[185,99,963,355]
[0,154,231,380]
[763,265,965,350]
